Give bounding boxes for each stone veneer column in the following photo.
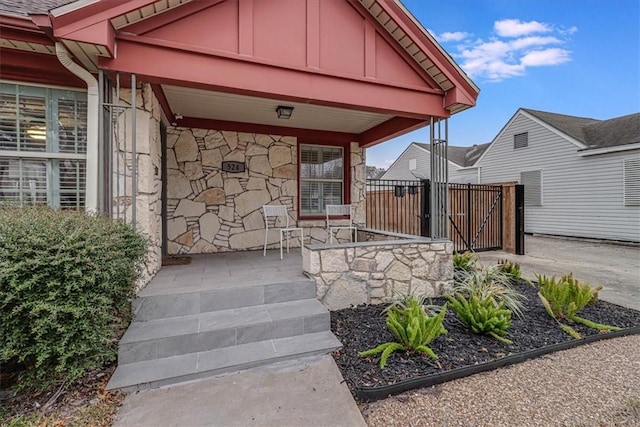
[351,142,366,227]
[166,131,298,254]
[112,84,163,289]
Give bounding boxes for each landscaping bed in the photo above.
[330,281,640,401]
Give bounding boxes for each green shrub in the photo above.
[453,251,478,274]
[497,259,522,283]
[0,206,147,389]
[448,264,526,318]
[383,291,440,317]
[536,273,619,339]
[359,297,447,369]
[447,293,513,344]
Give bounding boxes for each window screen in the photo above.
[409,158,417,170]
[300,144,344,214]
[520,170,542,206]
[514,132,529,149]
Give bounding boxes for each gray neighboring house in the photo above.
[475,108,640,243]
[380,142,490,183]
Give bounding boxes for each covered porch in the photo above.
[10,0,479,287]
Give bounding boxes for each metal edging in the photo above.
[356,325,640,402]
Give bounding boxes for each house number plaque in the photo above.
[221,161,245,173]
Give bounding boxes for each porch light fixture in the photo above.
[276,105,294,119]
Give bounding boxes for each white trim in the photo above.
[473,109,588,167]
[519,110,588,150]
[0,150,87,160]
[578,143,640,157]
[0,79,87,93]
[50,0,100,17]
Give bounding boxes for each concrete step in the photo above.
[132,279,316,321]
[118,299,329,364]
[107,331,342,391]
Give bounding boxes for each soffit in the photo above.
[162,85,392,134]
[110,0,193,30]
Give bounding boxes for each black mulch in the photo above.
[330,281,640,397]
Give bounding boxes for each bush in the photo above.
[448,264,527,318]
[453,251,478,274]
[447,293,513,344]
[359,296,447,369]
[0,206,147,389]
[497,259,522,283]
[536,273,619,339]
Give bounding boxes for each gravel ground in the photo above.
[362,335,640,427]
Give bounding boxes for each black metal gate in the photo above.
[366,179,521,253]
[444,183,503,252]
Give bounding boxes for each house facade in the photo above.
[380,141,489,183]
[475,109,640,243]
[0,0,479,284]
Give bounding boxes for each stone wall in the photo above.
[302,234,453,310]
[166,129,366,254]
[166,130,300,254]
[112,84,163,289]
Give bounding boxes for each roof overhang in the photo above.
[1,0,479,147]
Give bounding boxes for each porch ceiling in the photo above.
[162,85,393,134]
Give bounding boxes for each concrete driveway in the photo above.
[478,235,640,311]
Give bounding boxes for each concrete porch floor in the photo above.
[141,249,306,297]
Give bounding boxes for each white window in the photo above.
[520,170,542,206]
[0,82,87,209]
[409,158,417,170]
[300,144,344,215]
[514,132,528,149]
[623,158,640,206]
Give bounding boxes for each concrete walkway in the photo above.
[478,235,640,310]
[113,355,366,427]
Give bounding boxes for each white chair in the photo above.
[263,205,304,259]
[326,204,357,244]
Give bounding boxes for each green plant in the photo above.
[497,259,522,283]
[446,293,513,344]
[359,297,448,368]
[383,291,440,317]
[536,273,620,339]
[0,206,148,389]
[448,264,527,318]
[453,251,478,273]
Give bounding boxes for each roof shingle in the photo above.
[414,142,490,167]
[0,0,75,17]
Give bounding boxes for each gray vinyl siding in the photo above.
[450,168,478,184]
[380,144,477,183]
[380,144,432,180]
[478,112,640,242]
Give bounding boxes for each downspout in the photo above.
[55,42,99,213]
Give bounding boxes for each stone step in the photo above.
[132,279,316,321]
[118,299,329,364]
[107,331,342,391]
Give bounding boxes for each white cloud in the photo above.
[494,19,551,37]
[445,19,575,82]
[439,31,470,42]
[520,48,571,66]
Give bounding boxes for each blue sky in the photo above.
[366,0,640,168]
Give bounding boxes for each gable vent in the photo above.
[514,132,529,149]
[623,158,640,206]
[521,170,542,206]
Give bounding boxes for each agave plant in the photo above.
[447,293,513,344]
[447,264,527,318]
[359,297,448,369]
[536,273,619,339]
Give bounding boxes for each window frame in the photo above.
[297,141,351,219]
[0,81,87,209]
